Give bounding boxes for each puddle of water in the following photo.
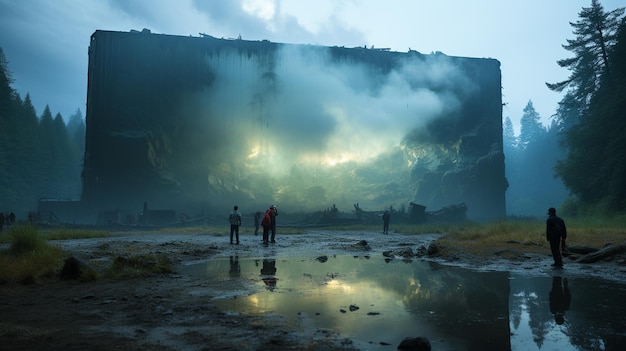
[184,255,626,351]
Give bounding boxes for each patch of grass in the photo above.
[105,253,173,279]
[156,226,209,234]
[0,225,65,284]
[432,217,626,256]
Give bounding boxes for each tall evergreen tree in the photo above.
[37,105,56,198]
[66,108,86,152]
[519,101,545,149]
[503,116,517,151]
[547,0,625,118]
[0,47,14,202]
[556,19,626,211]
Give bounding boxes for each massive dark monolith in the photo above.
[82,30,506,221]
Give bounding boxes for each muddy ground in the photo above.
[1,229,625,351]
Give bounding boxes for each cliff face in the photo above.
[83,30,505,220]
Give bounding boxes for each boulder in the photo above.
[397,336,431,351]
[60,256,84,280]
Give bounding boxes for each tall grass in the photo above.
[432,217,626,255]
[105,253,173,279]
[0,225,65,284]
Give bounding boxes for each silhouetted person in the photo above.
[549,276,571,325]
[254,211,261,236]
[229,255,240,277]
[546,207,567,268]
[229,205,242,244]
[261,259,277,291]
[269,205,278,243]
[382,210,390,234]
[261,208,272,245]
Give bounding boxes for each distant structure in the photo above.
[81,30,506,223]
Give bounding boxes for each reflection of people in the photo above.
[546,207,567,268]
[229,205,242,244]
[549,276,571,325]
[382,210,390,234]
[260,259,277,290]
[229,255,240,277]
[254,211,261,236]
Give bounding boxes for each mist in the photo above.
[172,44,473,213]
[82,31,504,221]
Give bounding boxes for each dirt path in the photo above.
[1,229,624,351]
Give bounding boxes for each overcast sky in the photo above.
[0,0,622,134]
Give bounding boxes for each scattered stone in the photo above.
[398,248,414,258]
[383,250,394,258]
[398,336,431,351]
[350,240,371,251]
[316,255,328,263]
[367,312,380,316]
[415,245,428,257]
[349,304,359,312]
[427,243,440,256]
[340,309,347,313]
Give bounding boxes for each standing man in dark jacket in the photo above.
[229,205,242,245]
[382,210,390,234]
[546,207,567,268]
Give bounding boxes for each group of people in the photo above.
[0,211,16,231]
[228,204,278,245]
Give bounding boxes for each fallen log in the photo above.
[565,245,598,255]
[575,243,626,263]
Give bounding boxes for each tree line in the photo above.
[505,0,626,216]
[0,47,85,216]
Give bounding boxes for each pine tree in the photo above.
[518,101,545,149]
[547,0,625,115]
[503,116,517,151]
[556,19,626,210]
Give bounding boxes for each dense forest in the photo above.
[0,0,624,220]
[506,0,625,217]
[0,48,85,216]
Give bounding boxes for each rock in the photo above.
[316,255,328,263]
[397,336,431,351]
[415,245,428,257]
[383,250,395,258]
[427,243,441,256]
[60,256,84,280]
[399,248,414,258]
[349,304,359,311]
[349,240,372,251]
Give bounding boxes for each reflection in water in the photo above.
[184,256,626,351]
[260,259,277,291]
[229,255,240,278]
[510,275,626,351]
[549,276,570,325]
